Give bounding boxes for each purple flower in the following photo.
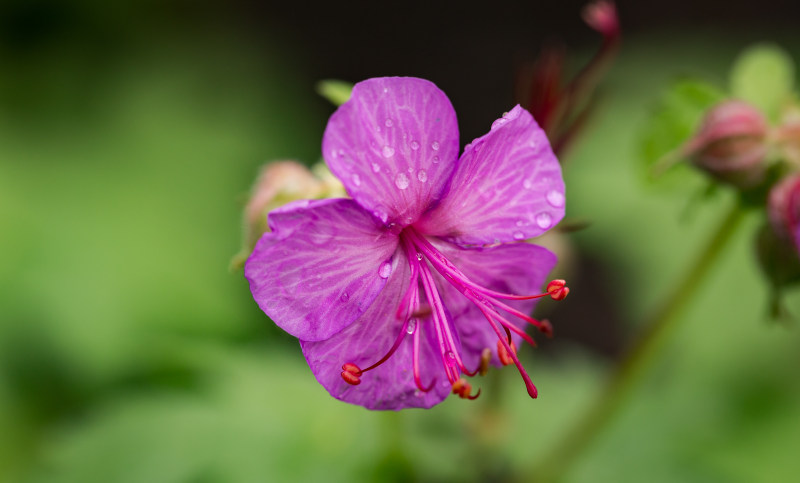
[245,77,566,410]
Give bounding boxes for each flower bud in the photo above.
[757,175,800,306]
[684,100,769,189]
[767,174,800,248]
[230,161,346,270]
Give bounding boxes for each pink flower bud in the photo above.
[684,101,769,189]
[230,161,345,270]
[767,174,800,248]
[758,174,800,312]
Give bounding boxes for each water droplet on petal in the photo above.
[432,156,439,163]
[351,174,361,186]
[515,220,524,227]
[523,179,533,190]
[416,253,423,261]
[536,212,553,229]
[410,140,420,150]
[546,189,565,208]
[407,166,414,173]
[395,172,410,190]
[379,261,392,279]
[431,141,440,151]
[406,319,416,334]
[417,170,427,182]
[383,87,389,93]
[513,231,525,240]
[340,292,349,302]
[382,146,395,158]
[385,118,393,127]
[491,118,507,130]
[371,163,380,173]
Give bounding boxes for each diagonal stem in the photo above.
[530,202,746,482]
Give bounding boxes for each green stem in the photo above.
[532,202,746,482]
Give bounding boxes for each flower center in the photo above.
[340,227,568,400]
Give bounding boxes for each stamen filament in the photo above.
[478,304,539,399]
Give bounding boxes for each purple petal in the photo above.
[323,77,460,226]
[432,240,558,369]
[245,198,398,342]
[416,105,565,245]
[301,253,451,410]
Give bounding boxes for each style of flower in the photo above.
[245,77,566,410]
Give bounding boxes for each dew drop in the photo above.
[379,261,392,279]
[383,87,389,93]
[432,156,440,163]
[515,220,524,227]
[351,174,361,186]
[417,170,428,182]
[523,179,533,190]
[406,319,416,334]
[407,166,414,173]
[416,253,423,261]
[385,118,393,127]
[536,212,553,229]
[395,172,410,190]
[431,141,440,151]
[546,189,565,208]
[340,292,349,302]
[491,118,507,130]
[513,231,525,240]
[410,140,420,150]
[382,146,395,158]
[371,162,380,173]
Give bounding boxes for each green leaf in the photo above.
[316,79,353,106]
[730,43,795,120]
[639,79,726,174]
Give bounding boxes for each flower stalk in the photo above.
[529,201,746,482]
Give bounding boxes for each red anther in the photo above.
[451,378,481,400]
[497,339,517,366]
[539,319,554,338]
[341,362,362,376]
[341,370,361,385]
[341,362,363,385]
[547,279,569,301]
[479,348,492,376]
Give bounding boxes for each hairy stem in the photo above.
[531,202,746,482]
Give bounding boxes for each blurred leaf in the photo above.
[639,79,726,185]
[316,79,353,106]
[729,43,795,120]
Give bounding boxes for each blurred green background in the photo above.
[2,1,800,482]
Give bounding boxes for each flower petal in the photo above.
[245,198,398,341]
[432,241,558,369]
[301,254,451,410]
[416,105,565,245]
[323,77,460,226]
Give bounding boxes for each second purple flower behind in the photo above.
[246,77,567,410]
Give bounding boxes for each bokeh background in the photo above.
[2,1,800,481]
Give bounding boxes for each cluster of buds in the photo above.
[686,99,800,311]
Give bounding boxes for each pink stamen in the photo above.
[478,304,539,398]
[412,315,435,392]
